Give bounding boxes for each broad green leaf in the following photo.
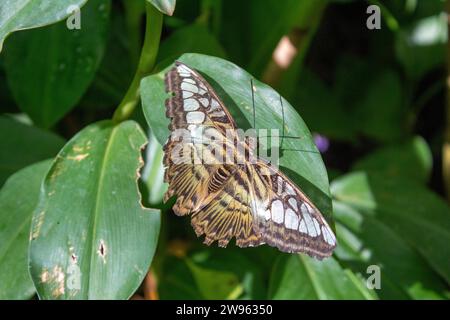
[141,53,332,220]
[29,120,161,299]
[333,201,447,299]
[79,5,134,110]
[156,24,226,70]
[141,130,167,206]
[3,0,111,128]
[0,0,88,52]
[355,70,405,142]
[0,115,65,186]
[331,172,450,285]
[353,136,432,183]
[268,254,377,300]
[395,13,446,80]
[159,248,266,299]
[0,160,52,299]
[147,0,176,16]
[295,68,356,141]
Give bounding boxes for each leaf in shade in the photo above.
[3,0,111,128]
[331,172,450,285]
[29,120,160,299]
[333,201,447,299]
[156,24,226,71]
[0,115,65,186]
[0,160,52,300]
[353,136,432,184]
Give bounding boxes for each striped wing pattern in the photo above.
[163,61,336,259]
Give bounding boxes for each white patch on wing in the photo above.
[299,219,307,233]
[183,91,193,98]
[210,99,220,111]
[322,226,336,246]
[313,218,321,236]
[285,184,295,195]
[300,203,309,216]
[277,176,283,193]
[181,82,198,93]
[183,78,196,84]
[271,200,284,224]
[303,213,317,237]
[285,209,299,230]
[199,98,209,107]
[184,98,199,111]
[288,198,298,211]
[186,111,205,124]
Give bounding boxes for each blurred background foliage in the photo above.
[0,0,449,299]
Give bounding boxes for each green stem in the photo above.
[112,3,163,123]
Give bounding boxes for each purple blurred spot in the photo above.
[313,133,330,153]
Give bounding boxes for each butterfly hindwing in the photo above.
[248,162,336,259]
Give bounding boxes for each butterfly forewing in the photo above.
[163,61,336,259]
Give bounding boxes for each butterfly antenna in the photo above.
[279,94,285,149]
[251,78,256,130]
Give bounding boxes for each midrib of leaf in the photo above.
[86,125,118,298]
[298,255,322,299]
[344,269,377,300]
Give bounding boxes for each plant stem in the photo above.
[112,3,163,123]
[444,1,450,202]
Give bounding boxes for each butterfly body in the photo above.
[163,61,336,260]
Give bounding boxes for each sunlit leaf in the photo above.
[269,254,377,299]
[0,0,88,52]
[29,120,160,299]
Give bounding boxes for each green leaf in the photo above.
[355,70,405,142]
[295,68,356,141]
[353,136,432,183]
[156,24,226,70]
[395,13,446,80]
[159,248,266,299]
[333,201,447,299]
[0,0,88,52]
[331,172,450,285]
[3,0,111,128]
[29,120,161,299]
[0,160,52,299]
[0,115,65,186]
[268,254,377,299]
[141,53,332,219]
[147,0,176,16]
[141,130,167,206]
[219,0,327,76]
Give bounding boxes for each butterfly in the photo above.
[163,61,336,260]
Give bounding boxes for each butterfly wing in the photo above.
[247,161,336,259]
[190,164,263,248]
[164,62,240,215]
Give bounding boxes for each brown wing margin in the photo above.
[248,162,336,260]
